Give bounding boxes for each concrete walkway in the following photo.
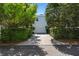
[17,34,53,45]
[17,34,71,56]
[1,34,79,56]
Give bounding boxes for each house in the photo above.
[33,14,47,34]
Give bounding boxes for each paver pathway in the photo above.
[17,34,71,56]
[0,34,79,56]
[17,34,53,45]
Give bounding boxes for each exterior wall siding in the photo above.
[33,14,47,34]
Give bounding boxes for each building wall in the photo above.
[33,14,47,34]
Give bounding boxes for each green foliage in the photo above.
[1,3,37,27]
[1,28,32,43]
[46,3,79,39]
[0,3,37,43]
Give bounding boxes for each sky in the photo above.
[37,3,48,15]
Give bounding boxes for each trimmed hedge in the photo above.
[1,28,32,43]
[50,27,79,39]
[46,4,79,40]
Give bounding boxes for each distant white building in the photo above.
[33,14,47,34]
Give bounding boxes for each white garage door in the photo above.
[34,26,46,34]
[33,15,47,34]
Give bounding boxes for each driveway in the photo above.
[0,34,79,56]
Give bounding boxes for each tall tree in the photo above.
[0,3,37,42]
[46,3,79,39]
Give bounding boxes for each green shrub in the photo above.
[73,28,79,39]
[46,26,49,34]
[1,28,33,43]
[50,27,79,39]
[46,3,79,40]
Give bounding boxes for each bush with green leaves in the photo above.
[46,3,79,39]
[1,28,33,43]
[0,3,37,43]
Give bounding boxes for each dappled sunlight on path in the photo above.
[16,34,71,56]
[0,34,79,56]
[17,34,53,45]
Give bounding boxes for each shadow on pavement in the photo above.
[29,34,41,44]
[54,45,79,56]
[0,45,47,56]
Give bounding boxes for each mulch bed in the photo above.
[57,39,79,45]
[0,40,28,46]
